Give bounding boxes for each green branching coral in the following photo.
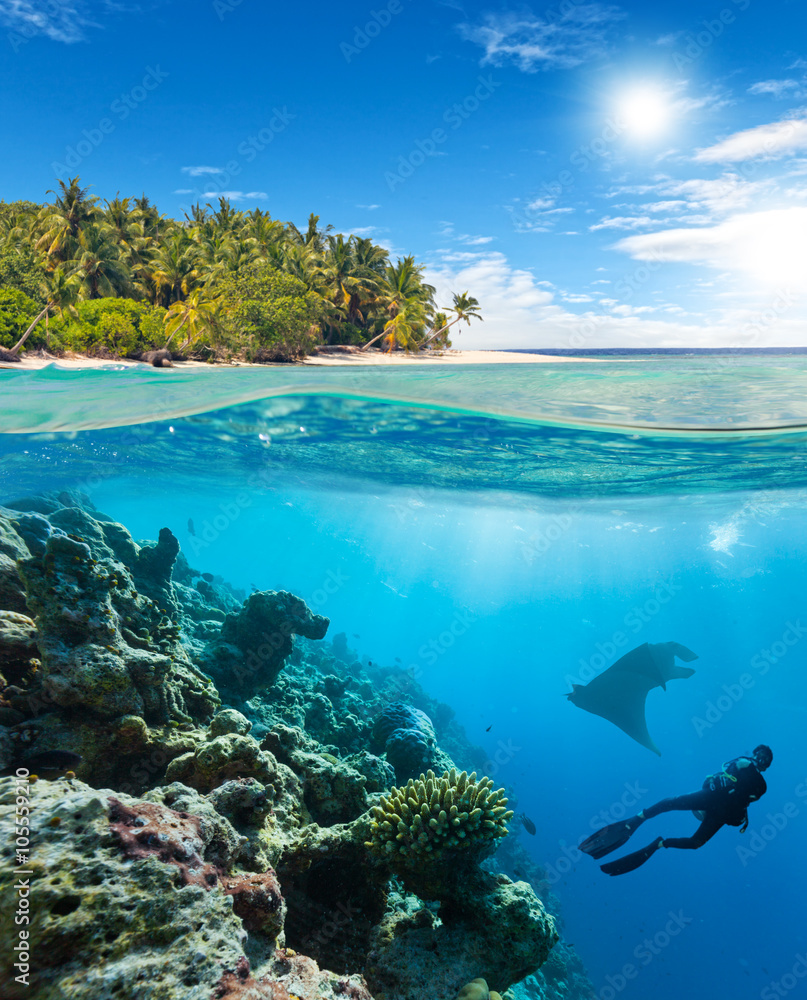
[366,767,514,861]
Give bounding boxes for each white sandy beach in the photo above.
[1,348,598,371]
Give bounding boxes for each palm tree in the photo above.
[36,177,100,264]
[146,231,199,305]
[68,224,131,299]
[7,267,80,356]
[163,289,219,350]
[421,292,483,349]
[316,234,384,341]
[361,256,435,351]
[379,302,427,353]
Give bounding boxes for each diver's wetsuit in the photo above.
[642,756,767,849]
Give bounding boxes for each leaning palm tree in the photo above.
[360,256,435,351]
[163,289,219,350]
[7,267,81,357]
[379,301,427,353]
[421,292,483,348]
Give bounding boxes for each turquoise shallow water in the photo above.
[1,357,806,1000]
[4,358,807,498]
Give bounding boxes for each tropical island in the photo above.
[0,178,482,366]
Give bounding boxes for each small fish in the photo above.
[519,813,537,836]
[353,633,361,639]
[202,572,214,583]
[250,583,259,592]
[486,725,492,732]
[394,657,401,663]
[187,519,196,536]
[368,660,373,666]
[2,750,83,777]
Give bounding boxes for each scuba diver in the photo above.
[580,745,773,876]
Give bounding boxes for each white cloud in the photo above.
[423,248,807,348]
[695,118,807,163]
[0,0,104,43]
[346,226,383,237]
[748,79,800,98]
[458,234,495,245]
[590,215,657,231]
[508,195,574,232]
[458,3,624,72]
[655,31,684,46]
[644,200,688,212]
[357,204,380,210]
[174,189,194,195]
[606,174,770,220]
[612,208,807,285]
[182,166,225,177]
[201,191,268,202]
[0,0,163,42]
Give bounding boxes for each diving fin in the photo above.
[579,814,645,860]
[601,837,664,876]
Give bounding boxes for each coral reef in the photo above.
[371,701,439,780]
[366,768,513,888]
[366,875,558,999]
[2,498,219,726]
[200,590,329,699]
[456,980,504,1000]
[262,723,379,825]
[0,778,373,1000]
[0,493,594,1000]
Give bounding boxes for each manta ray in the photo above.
[567,641,698,755]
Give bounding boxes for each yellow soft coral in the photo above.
[366,767,513,861]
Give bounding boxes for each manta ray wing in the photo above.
[567,641,698,755]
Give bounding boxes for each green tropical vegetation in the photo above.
[0,178,482,363]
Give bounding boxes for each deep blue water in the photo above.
[2,359,806,1000]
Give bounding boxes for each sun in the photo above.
[617,87,672,140]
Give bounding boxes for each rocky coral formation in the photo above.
[0,493,593,1000]
[1,499,219,726]
[0,778,373,1000]
[200,589,329,700]
[0,610,40,723]
[262,723,381,825]
[366,874,557,1000]
[371,701,439,780]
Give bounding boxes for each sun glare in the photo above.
[618,87,672,139]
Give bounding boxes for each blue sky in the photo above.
[2,0,807,347]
